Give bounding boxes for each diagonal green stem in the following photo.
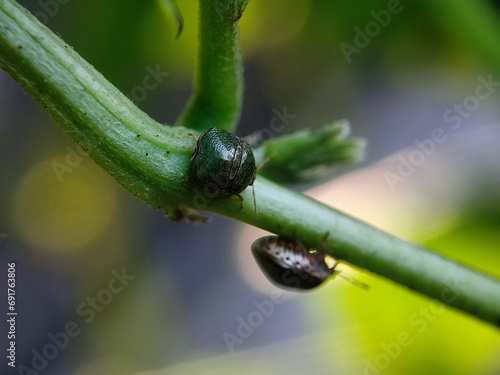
[224,178,500,327]
[175,0,246,132]
[0,0,499,327]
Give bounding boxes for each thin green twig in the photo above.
[175,0,247,132]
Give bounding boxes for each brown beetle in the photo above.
[251,235,368,291]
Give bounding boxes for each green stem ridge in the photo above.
[1,0,499,327]
[175,0,244,132]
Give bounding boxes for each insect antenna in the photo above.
[337,273,370,290]
[330,259,369,290]
[257,152,277,171]
[252,183,257,217]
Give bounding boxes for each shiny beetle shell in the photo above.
[191,127,256,196]
[251,236,335,290]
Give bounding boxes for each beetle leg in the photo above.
[203,192,255,215]
[235,194,244,209]
[330,258,340,271]
[293,234,306,250]
[319,232,330,253]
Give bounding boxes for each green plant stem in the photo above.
[175,0,244,132]
[0,0,195,210]
[1,0,499,327]
[223,179,500,327]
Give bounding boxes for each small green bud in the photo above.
[254,121,366,183]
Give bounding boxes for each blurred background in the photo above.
[1,0,500,374]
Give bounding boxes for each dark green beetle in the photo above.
[190,127,257,214]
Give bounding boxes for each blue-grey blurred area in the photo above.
[1,0,500,374]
